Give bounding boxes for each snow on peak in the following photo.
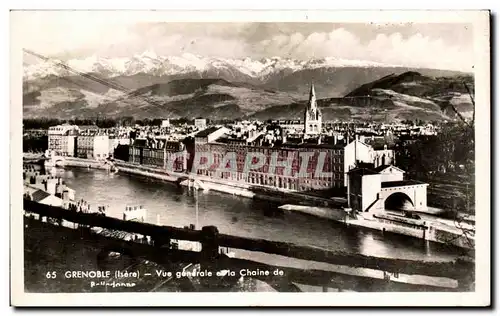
[24,51,395,80]
[139,49,158,60]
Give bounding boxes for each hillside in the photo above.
[261,67,467,97]
[23,78,301,120]
[23,62,474,122]
[249,71,474,122]
[344,71,475,119]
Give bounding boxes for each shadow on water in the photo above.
[249,199,285,219]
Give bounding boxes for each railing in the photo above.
[23,199,474,292]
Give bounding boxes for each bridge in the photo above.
[347,166,429,213]
[380,180,428,212]
[23,200,474,293]
[42,155,118,171]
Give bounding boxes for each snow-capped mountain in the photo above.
[23,51,400,81]
[23,50,472,122]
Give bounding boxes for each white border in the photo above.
[9,9,491,307]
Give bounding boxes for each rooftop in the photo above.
[133,139,148,147]
[357,162,375,169]
[31,189,51,203]
[78,125,99,130]
[381,180,426,188]
[195,126,223,138]
[362,137,396,150]
[347,168,379,176]
[373,165,405,173]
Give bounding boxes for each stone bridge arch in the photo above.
[379,182,428,212]
[383,192,415,211]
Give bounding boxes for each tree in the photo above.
[395,122,474,177]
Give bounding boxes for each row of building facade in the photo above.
[119,125,394,192]
[48,124,130,160]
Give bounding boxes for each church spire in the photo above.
[308,83,317,109]
[310,83,316,98]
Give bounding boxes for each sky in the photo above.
[18,12,474,71]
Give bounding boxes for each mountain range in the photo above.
[23,53,474,122]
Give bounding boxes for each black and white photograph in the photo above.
[10,10,491,306]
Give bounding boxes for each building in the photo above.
[194,118,207,130]
[269,119,303,134]
[23,170,75,208]
[190,129,345,192]
[78,125,99,132]
[165,141,187,172]
[194,126,230,144]
[77,135,110,160]
[128,139,147,165]
[347,165,428,213]
[24,184,64,208]
[128,138,187,172]
[108,137,131,158]
[141,138,166,168]
[48,124,79,156]
[161,119,170,128]
[343,137,396,186]
[304,84,322,137]
[373,165,405,183]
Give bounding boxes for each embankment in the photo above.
[114,160,180,183]
[61,157,113,170]
[111,160,344,207]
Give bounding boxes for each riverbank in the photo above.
[47,157,116,171]
[278,204,474,250]
[112,160,344,207]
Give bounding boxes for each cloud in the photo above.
[365,32,473,71]
[19,15,473,72]
[255,28,473,71]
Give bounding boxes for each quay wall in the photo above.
[429,226,475,249]
[112,160,341,206]
[59,157,112,170]
[342,214,473,249]
[114,161,180,183]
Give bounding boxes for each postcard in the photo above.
[10,10,490,307]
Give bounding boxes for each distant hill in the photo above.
[23,77,300,120]
[250,71,474,122]
[343,71,475,119]
[261,67,467,97]
[23,63,474,122]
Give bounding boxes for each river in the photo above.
[48,166,465,269]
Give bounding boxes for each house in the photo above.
[373,165,405,183]
[77,134,110,160]
[194,126,230,144]
[346,165,427,213]
[24,184,63,208]
[47,124,79,156]
[194,118,207,130]
[343,137,396,186]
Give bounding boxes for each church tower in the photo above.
[304,83,322,137]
